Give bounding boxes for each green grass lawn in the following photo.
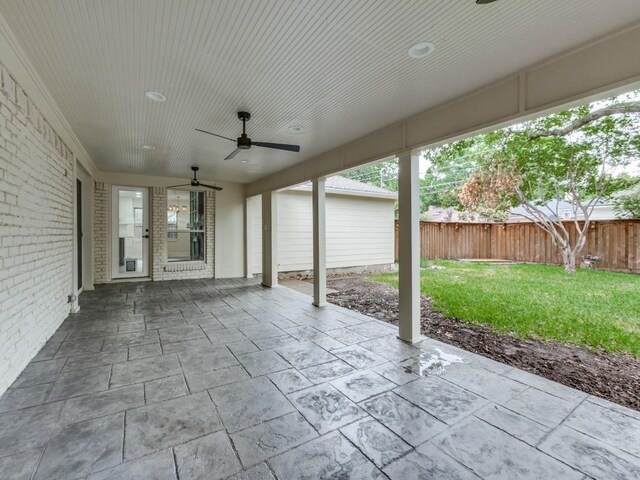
[371,261,640,356]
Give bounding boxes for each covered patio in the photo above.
[1,279,638,479]
[2,1,640,479]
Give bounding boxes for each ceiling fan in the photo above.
[196,111,300,160]
[168,166,222,191]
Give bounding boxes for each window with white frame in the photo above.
[166,189,205,262]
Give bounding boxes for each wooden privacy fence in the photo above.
[394,219,640,274]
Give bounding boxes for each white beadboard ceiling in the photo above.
[2,1,640,183]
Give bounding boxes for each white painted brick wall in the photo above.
[93,182,108,283]
[151,186,167,279]
[0,62,74,396]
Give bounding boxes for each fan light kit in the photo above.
[167,166,223,192]
[167,205,187,213]
[145,90,166,102]
[408,42,435,58]
[197,111,301,161]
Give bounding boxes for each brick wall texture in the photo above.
[0,62,75,395]
[93,182,108,283]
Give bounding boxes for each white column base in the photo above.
[397,334,424,345]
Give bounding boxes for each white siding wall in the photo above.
[278,191,313,272]
[327,193,396,268]
[588,205,616,221]
[251,190,395,274]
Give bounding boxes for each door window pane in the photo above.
[118,190,145,274]
[167,189,205,262]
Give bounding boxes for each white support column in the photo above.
[261,191,278,287]
[244,197,253,278]
[398,152,422,343]
[312,178,327,307]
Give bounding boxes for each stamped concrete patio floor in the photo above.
[1,279,639,480]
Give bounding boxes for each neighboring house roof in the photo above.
[425,198,618,223]
[325,175,394,195]
[508,198,615,222]
[291,175,397,200]
[425,206,465,222]
[509,199,574,221]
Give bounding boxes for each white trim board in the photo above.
[245,21,640,197]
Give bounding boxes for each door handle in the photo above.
[143,234,149,238]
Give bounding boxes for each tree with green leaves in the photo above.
[457,92,640,272]
[341,92,640,272]
[341,152,473,215]
[341,159,398,193]
[612,185,640,219]
[420,149,474,212]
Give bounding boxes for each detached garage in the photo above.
[248,176,396,275]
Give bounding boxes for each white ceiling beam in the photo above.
[246,21,640,197]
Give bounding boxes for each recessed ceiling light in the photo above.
[142,144,155,150]
[145,90,166,102]
[240,159,248,164]
[288,125,303,133]
[476,0,498,4]
[408,42,435,59]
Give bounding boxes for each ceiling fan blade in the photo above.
[253,141,300,153]
[198,182,223,191]
[166,183,190,189]
[195,128,236,143]
[224,148,242,160]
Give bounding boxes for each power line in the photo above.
[335,144,502,193]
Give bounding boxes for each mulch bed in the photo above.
[325,276,640,412]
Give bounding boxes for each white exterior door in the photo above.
[111,186,150,279]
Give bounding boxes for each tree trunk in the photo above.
[559,245,577,274]
[564,251,577,273]
[564,252,576,273]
